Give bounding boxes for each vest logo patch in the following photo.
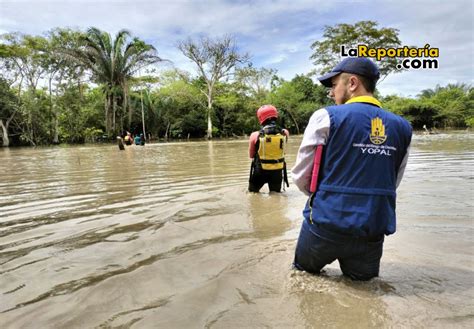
[370,117,387,145]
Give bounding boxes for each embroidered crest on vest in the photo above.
[370,117,387,145]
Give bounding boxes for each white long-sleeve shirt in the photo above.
[291,108,411,196]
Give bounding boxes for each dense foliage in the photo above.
[310,21,403,80]
[0,25,472,147]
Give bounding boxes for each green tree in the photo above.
[420,84,473,128]
[401,102,441,129]
[56,84,103,143]
[382,84,473,129]
[290,74,332,106]
[127,73,161,140]
[310,21,403,81]
[266,76,333,134]
[213,81,253,137]
[0,33,51,145]
[65,27,164,136]
[235,65,276,102]
[177,35,249,139]
[268,81,305,134]
[154,75,206,139]
[44,28,86,143]
[0,77,19,146]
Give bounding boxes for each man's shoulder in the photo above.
[309,107,330,119]
[249,131,260,141]
[329,103,410,127]
[250,130,260,136]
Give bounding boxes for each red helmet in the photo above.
[257,105,278,125]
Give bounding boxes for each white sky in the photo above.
[0,0,473,97]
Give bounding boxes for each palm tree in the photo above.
[66,27,164,136]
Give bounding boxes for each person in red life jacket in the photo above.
[291,57,412,280]
[248,105,290,193]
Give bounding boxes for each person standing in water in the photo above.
[292,57,412,280]
[124,132,133,145]
[248,105,289,193]
[134,134,141,145]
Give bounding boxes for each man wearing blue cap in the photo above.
[291,57,412,280]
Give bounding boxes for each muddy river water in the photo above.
[0,132,473,328]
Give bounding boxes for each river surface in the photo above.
[1,132,473,328]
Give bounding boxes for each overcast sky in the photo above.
[1,0,472,97]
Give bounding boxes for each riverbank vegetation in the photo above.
[1,23,472,147]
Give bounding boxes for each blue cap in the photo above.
[318,57,380,87]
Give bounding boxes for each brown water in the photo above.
[1,132,473,328]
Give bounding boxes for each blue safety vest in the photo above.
[304,97,412,237]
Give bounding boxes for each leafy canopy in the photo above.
[310,21,403,81]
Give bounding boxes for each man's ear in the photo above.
[348,75,359,92]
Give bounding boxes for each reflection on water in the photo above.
[247,193,292,239]
[0,132,473,328]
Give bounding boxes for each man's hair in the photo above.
[356,74,377,93]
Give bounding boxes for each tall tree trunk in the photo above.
[165,121,170,140]
[2,76,24,147]
[104,93,109,135]
[112,94,117,135]
[141,90,146,139]
[49,76,54,141]
[78,78,83,102]
[53,73,64,145]
[206,93,212,139]
[128,93,133,132]
[0,119,10,147]
[49,75,60,144]
[53,114,59,144]
[287,108,300,135]
[123,84,132,130]
[53,87,59,144]
[28,90,35,146]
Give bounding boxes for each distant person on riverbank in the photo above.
[248,105,289,193]
[292,57,412,280]
[140,133,145,146]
